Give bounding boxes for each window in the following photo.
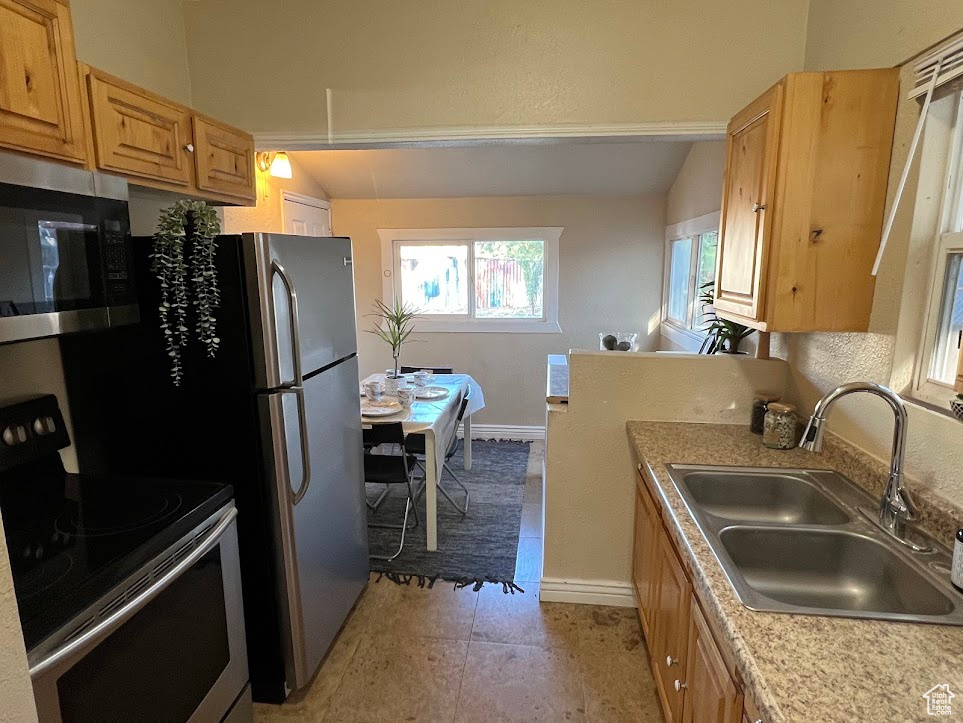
[378,227,561,333]
[913,89,963,405]
[661,212,720,350]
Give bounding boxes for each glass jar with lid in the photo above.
[763,402,799,449]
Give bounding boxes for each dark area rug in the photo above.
[367,439,530,591]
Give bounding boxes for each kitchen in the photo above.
[1,1,963,722]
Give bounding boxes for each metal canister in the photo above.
[952,529,963,592]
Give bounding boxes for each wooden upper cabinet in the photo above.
[715,69,899,332]
[193,115,256,203]
[682,603,743,723]
[85,67,194,186]
[715,85,781,324]
[651,530,692,723]
[0,0,86,163]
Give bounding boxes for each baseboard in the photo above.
[458,424,545,441]
[538,577,637,607]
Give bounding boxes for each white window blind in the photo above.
[873,33,963,275]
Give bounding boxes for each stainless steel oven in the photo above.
[28,503,251,723]
[0,152,137,345]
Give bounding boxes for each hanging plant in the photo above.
[150,200,221,385]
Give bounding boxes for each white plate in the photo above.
[361,402,403,417]
[415,386,449,400]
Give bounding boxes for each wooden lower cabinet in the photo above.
[633,469,747,723]
[682,603,743,723]
[651,530,692,722]
[632,476,661,637]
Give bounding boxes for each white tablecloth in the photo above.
[360,373,485,551]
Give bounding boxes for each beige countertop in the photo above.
[627,421,963,723]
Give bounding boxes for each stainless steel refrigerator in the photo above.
[246,233,369,692]
[60,232,370,702]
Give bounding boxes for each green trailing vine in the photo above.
[150,200,221,385]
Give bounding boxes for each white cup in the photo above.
[397,387,416,407]
[413,371,429,388]
[364,380,385,402]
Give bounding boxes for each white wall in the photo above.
[333,195,666,427]
[0,509,35,723]
[221,157,329,234]
[665,141,727,227]
[70,0,193,105]
[182,0,808,135]
[804,0,963,71]
[542,352,788,601]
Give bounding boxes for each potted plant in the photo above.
[367,299,420,393]
[697,282,755,355]
[951,393,963,422]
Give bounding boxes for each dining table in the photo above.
[360,373,485,551]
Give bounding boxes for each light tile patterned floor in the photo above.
[254,441,663,723]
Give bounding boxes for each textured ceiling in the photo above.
[290,141,692,199]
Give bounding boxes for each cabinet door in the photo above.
[682,603,743,723]
[86,69,193,186]
[0,0,86,162]
[714,83,782,325]
[193,115,256,202]
[633,476,661,637]
[651,529,692,723]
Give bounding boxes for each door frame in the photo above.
[281,191,331,235]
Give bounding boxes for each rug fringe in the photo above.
[374,572,523,593]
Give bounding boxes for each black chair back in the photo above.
[363,422,406,448]
[400,365,454,374]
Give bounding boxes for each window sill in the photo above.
[901,392,963,423]
[414,320,563,334]
[660,321,705,352]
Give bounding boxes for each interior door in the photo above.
[261,355,368,691]
[246,232,358,388]
[714,84,782,325]
[282,196,331,237]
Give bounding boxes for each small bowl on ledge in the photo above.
[599,332,639,352]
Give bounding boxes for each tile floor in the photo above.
[254,442,663,722]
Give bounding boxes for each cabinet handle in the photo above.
[674,679,687,691]
[184,143,195,153]
[665,656,677,667]
[752,202,766,212]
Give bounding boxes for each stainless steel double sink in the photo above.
[666,465,963,625]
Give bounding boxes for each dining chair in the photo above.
[409,386,472,515]
[363,422,420,561]
[400,365,454,374]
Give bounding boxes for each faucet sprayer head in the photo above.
[798,416,826,452]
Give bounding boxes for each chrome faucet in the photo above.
[799,382,922,547]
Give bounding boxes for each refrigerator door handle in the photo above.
[281,387,312,506]
[271,259,303,388]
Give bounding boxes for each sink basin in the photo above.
[679,471,850,525]
[665,464,963,625]
[719,527,954,617]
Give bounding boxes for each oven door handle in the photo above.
[29,506,238,680]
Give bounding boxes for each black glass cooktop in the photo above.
[0,461,232,652]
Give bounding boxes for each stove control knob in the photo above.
[33,416,56,436]
[2,425,26,446]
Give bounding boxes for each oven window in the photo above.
[57,547,230,723]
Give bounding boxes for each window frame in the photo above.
[660,211,721,351]
[911,89,963,405]
[377,227,562,334]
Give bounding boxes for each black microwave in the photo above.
[0,154,137,345]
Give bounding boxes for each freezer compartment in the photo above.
[245,233,358,389]
[259,354,369,692]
